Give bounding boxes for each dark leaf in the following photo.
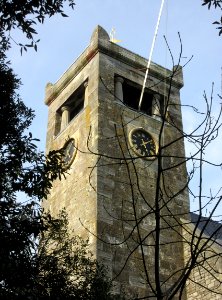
[61,13,68,17]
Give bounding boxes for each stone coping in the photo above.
[45,25,183,106]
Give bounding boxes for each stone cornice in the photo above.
[45,25,183,106]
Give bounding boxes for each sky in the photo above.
[8,0,222,217]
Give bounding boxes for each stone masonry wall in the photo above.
[44,51,100,252]
[183,226,222,300]
[96,35,189,298]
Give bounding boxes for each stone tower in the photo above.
[44,26,189,298]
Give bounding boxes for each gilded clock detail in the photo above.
[129,128,157,159]
[62,138,77,168]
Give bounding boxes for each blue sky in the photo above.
[8,0,222,217]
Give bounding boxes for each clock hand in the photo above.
[140,139,155,155]
[141,139,150,147]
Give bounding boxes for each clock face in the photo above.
[62,138,77,168]
[130,128,157,159]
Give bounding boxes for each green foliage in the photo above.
[0,48,66,298]
[202,0,222,9]
[213,16,222,35]
[0,210,118,299]
[0,201,41,299]
[202,0,222,35]
[0,7,71,295]
[0,0,75,53]
[0,50,65,202]
[36,210,116,300]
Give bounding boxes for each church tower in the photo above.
[44,26,189,299]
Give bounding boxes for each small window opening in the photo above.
[55,82,85,135]
[122,80,153,115]
[65,84,85,122]
[69,92,84,121]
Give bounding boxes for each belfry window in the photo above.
[122,80,153,115]
[55,81,88,135]
[115,76,163,118]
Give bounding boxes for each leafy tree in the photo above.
[0,0,75,53]
[0,45,64,298]
[0,50,64,200]
[202,0,222,35]
[1,209,117,299]
[36,210,116,300]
